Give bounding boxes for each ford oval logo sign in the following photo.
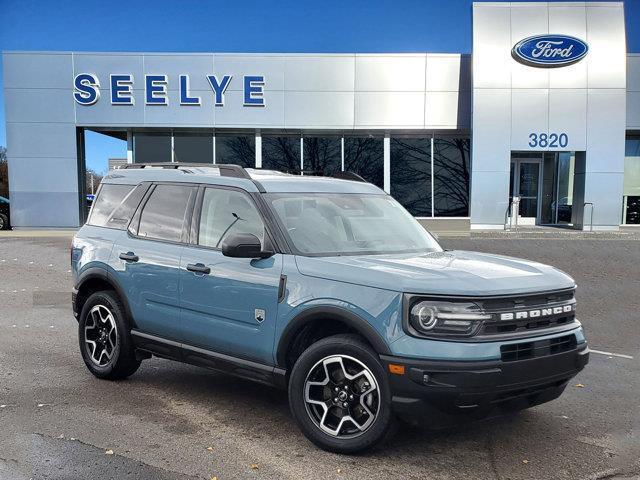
[512,34,588,68]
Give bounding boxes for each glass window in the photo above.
[390,138,431,217]
[133,133,171,163]
[344,137,384,188]
[624,138,640,197]
[267,193,441,256]
[89,184,134,226]
[174,133,213,164]
[303,137,341,176]
[262,136,301,174]
[104,184,149,230]
[198,188,265,248]
[433,137,470,217]
[138,185,193,242]
[625,196,640,224]
[215,134,255,167]
[624,138,640,224]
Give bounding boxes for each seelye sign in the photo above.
[73,73,266,107]
[511,34,589,68]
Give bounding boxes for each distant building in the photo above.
[108,158,127,170]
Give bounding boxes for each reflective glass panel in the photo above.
[262,136,301,174]
[303,137,341,176]
[624,137,640,224]
[133,133,171,163]
[216,134,255,167]
[433,137,470,217]
[390,138,431,217]
[344,137,384,188]
[199,188,265,248]
[174,133,213,163]
[89,184,134,226]
[138,185,193,242]
[267,193,441,256]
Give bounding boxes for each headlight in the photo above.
[408,300,491,337]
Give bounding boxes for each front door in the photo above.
[510,158,542,225]
[179,186,283,365]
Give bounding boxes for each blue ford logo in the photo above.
[512,34,588,68]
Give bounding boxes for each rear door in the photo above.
[179,186,283,365]
[112,183,196,342]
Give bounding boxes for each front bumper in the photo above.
[381,342,589,427]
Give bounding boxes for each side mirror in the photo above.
[221,233,273,259]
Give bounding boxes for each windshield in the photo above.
[266,193,442,256]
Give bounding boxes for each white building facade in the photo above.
[2,1,639,230]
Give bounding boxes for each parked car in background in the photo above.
[71,164,589,453]
[0,196,10,230]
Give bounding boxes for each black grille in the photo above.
[500,334,577,362]
[479,289,576,337]
[482,314,574,335]
[479,289,574,311]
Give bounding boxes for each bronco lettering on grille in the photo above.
[500,304,574,321]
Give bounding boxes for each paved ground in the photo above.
[0,234,638,480]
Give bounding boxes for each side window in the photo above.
[89,184,134,227]
[104,184,149,230]
[138,185,193,242]
[198,188,265,249]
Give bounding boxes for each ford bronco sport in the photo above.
[71,163,588,453]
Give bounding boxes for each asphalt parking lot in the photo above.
[0,233,638,480]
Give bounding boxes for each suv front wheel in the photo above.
[288,334,394,453]
[78,291,141,380]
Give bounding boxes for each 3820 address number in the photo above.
[528,133,568,148]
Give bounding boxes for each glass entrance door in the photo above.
[510,157,542,225]
[540,152,575,226]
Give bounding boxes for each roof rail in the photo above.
[332,171,366,183]
[116,162,252,180]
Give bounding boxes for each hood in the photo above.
[295,250,575,296]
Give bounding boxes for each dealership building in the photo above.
[2,1,639,231]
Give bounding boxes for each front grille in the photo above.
[500,334,577,362]
[482,314,574,335]
[478,289,577,337]
[479,289,574,311]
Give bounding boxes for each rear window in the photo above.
[105,184,149,229]
[88,184,135,227]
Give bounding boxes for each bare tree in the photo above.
[344,138,384,188]
[432,138,470,216]
[216,136,255,167]
[0,146,8,198]
[304,137,341,176]
[85,168,104,195]
[262,137,301,174]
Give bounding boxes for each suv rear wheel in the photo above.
[78,291,141,380]
[288,334,394,453]
[0,213,8,230]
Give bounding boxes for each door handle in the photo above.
[119,252,139,262]
[186,263,211,275]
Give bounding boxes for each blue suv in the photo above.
[71,163,588,453]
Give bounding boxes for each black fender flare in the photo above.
[275,305,392,368]
[75,267,135,325]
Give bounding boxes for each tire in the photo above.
[78,290,141,380]
[0,213,8,230]
[288,334,394,454]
